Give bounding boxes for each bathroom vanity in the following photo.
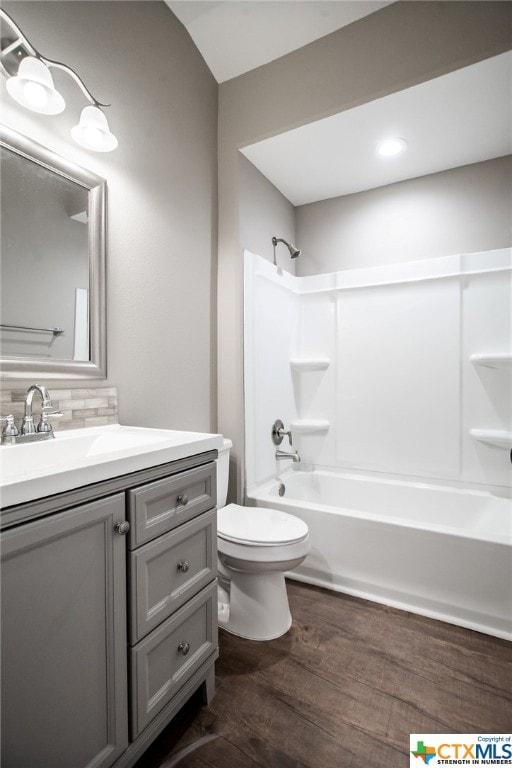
[0,426,221,768]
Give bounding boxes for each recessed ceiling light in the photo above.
[376,137,407,157]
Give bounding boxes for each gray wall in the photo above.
[239,155,296,268]
[1,1,218,432]
[218,1,512,501]
[296,156,512,275]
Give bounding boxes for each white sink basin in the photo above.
[0,424,223,508]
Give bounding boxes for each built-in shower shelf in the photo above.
[290,358,330,372]
[470,353,512,369]
[290,419,330,434]
[470,429,512,448]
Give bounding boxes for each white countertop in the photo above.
[0,424,223,508]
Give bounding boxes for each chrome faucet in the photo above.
[275,448,301,463]
[21,384,53,435]
[1,385,62,445]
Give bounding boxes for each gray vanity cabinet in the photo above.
[0,494,128,768]
[1,450,218,768]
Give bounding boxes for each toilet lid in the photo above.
[217,503,309,545]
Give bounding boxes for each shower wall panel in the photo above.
[244,249,511,491]
[244,252,300,487]
[335,278,461,478]
[461,259,512,487]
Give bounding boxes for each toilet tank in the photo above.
[216,438,232,508]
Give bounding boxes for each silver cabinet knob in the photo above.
[178,642,190,656]
[114,521,130,535]
[176,494,189,506]
[177,560,189,573]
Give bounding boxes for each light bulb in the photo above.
[376,137,407,157]
[22,80,48,110]
[82,125,104,148]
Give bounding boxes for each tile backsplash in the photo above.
[1,387,118,431]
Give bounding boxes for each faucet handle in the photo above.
[282,428,292,446]
[37,411,63,433]
[271,419,293,446]
[1,414,19,437]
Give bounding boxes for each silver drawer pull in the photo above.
[176,494,189,506]
[177,560,189,573]
[114,521,130,535]
[178,641,190,656]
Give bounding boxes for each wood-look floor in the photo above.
[134,580,512,768]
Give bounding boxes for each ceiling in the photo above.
[165,2,511,206]
[166,1,393,82]
[242,51,512,205]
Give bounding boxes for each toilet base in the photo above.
[218,570,292,641]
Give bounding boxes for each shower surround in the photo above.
[243,248,512,639]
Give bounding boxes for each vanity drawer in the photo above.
[128,508,216,644]
[127,463,216,548]
[129,581,218,738]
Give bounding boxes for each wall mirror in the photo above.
[0,124,106,379]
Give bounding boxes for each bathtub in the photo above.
[246,469,512,640]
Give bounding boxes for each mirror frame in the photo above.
[0,124,106,379]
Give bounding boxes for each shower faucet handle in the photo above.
[271,419,292,446]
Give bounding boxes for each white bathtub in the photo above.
[246,469,512,640]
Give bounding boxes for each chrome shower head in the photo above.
[272,236,301,263]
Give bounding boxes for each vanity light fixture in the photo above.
[6,55,65,114]
[376,137,407,157]
[0,8,118,152]
[71,105,118,153]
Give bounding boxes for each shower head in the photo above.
[272,236,301,262]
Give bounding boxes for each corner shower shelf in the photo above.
[290,419,330,434]
[470,429,512,448]
[470,353,512,369]
[290,358,330,372]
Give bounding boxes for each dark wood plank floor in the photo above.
[134,580,512,768]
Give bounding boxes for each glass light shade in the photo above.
[376,137,407,157]
[71,106,118,152]
[6,56,65,114]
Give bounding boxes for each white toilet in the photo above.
[216,438,310,641]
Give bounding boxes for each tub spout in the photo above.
[275,449,301,463]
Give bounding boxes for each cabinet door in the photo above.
[1,495,129,768]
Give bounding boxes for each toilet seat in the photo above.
[217,503,308,546]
